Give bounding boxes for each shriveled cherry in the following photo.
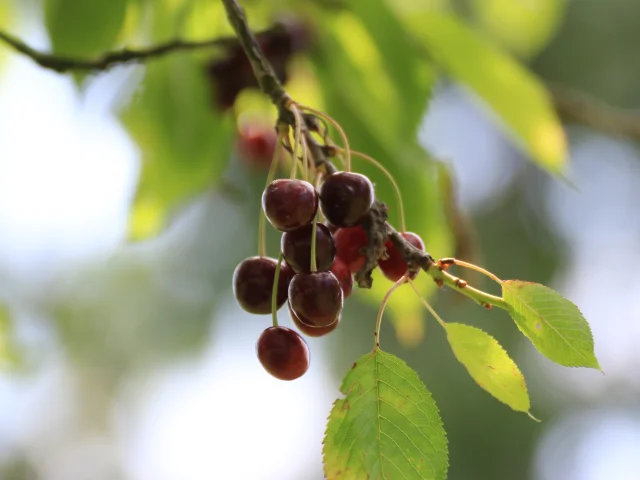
[330,257,353,299]
[262,179,318,232]
[289,304,340,337]
[319,172,374,227]
[378,232,425,282]
[233,257,293,314]
[256,326,309,380]
[289,271,343,327]
[281,223,335,273]
[334,225,368,273]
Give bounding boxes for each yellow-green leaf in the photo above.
[45,0,127,57]
[502,280,600,369]
[121,54,234,240]
[323,349,448,480]
[409,12,567,174]
[445,323,530,412]
[0,304,20,369]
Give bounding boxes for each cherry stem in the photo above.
[290,104,303,180]
[427,263,507,310]
[258,130,286,257]
[310,217,318,273]
[302,135,312,182]
[407,279,447,328]
[271,253,284,328]
[315,172,325,222]
[338,147,406,233]
[373,275,408,350]
[299,104,351,172]
[442,258,503,284]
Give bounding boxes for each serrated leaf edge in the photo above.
[503,280,600,370]
[445,323,531,413]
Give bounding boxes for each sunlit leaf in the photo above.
[445,323,530,412]
[502,280,600,369]
[408,13,567,174]
[312,16,452,346]
[471,0,567,57]
[350,0,433,133]
[0,304,20,369]
[0,1,12,67]
[45,0,127,57]
[121,54,234,240]
[323,349,448,480]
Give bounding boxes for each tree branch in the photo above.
[0,28,271,73]
[4,28,640,144]
[550,83,640,141]
[220,0,290,112]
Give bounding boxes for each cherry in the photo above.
[262,179,318,232]
[334,225,368,273]
[233,257,294,314]
[319,172,374,227]
[237,123,278,170]
[256,326,310,380]
[378,232,425,282]
[289,272,343,327]
[289,304,340,337]
[330,257,353,299]
[281,223,335,273]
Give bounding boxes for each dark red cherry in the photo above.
[256,326,310,380]
[237,123,278,170]
[289,304,340,337]
[281,223,335,273]
[334,225,368,273]
[319,172,374,227]
[262,179,318,232]
[330,257,353,299]
[288,272,343,327]
[378,232,425,282]
[233,257,293,314]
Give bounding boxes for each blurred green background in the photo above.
[0,0,639,479]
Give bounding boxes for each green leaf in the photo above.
[0,304,20,369]
[470,0,567,57]
[312,15,453,347]
[445,323,530,412]
[502,280,600,369]
[45,0,127,57]
[408,12,567,174]
[121,54,234,240]
[323,349,448,480]
[350,0,433,134]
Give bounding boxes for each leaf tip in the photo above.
[527,411,542,423]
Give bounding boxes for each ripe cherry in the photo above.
[378,232,425,282]
[256,326,310,380]
[330,257,353,299]
[334,225,368,273]
[288,271,343,327]
[233,257,294,314]
[281,223,335,273]
[262,179,318,232]
[289,304,340,337]
[319,172,374,227]
[237,123,278,170]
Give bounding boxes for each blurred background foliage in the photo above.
[0,0,639,479]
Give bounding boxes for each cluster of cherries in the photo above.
[233,164,425,381]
